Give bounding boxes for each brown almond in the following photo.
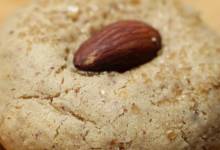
[74,20,162,72]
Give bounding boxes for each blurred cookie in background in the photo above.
[0,144,4,150]
[183,0,220,33]
[1,0,219,33]
[0,0,28,23]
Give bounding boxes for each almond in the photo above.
[74,20,162,72]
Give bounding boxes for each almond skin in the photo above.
[74,20,162,72]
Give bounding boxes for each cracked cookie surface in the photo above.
[0,0,220,150]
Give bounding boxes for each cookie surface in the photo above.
[0,0,220,150]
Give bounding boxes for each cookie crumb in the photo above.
[166,130,177,141]
[131,103,141,114]
[130,0,140,5]
[100,90,106,96]
[67,5,80,21]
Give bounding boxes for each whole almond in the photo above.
[74,20,162,72]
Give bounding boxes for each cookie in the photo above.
[0,144,4,150]
[0,0,220,149]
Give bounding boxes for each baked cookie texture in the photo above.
[0,0,220,149]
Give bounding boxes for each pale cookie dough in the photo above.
[0,0,220,150]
